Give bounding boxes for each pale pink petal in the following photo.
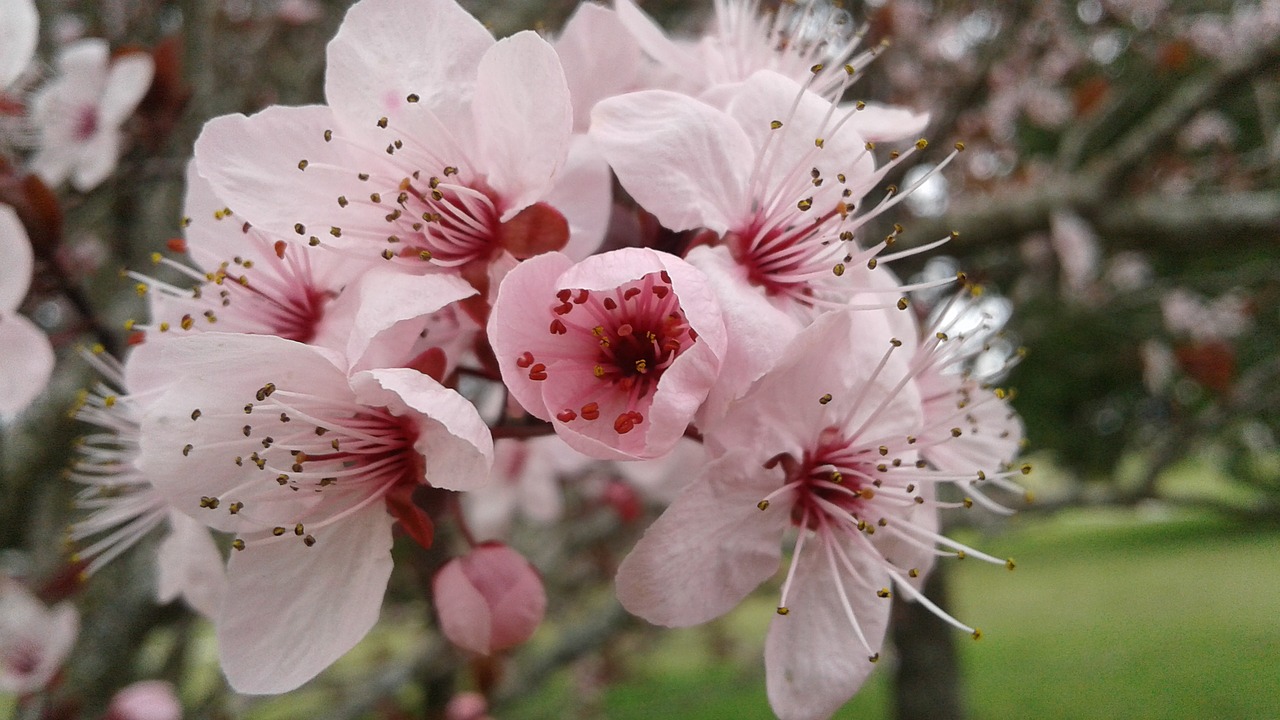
[847,102,930,143]
[156,511,226,620]
[432,556,491,655]
[218,501,394,694]
[546,135,612,261]
[314,267,476,372]
[685,245,803,432]
[434,544,545,656]
[0,205,33,313]
[473,32,572,219]
[612,0,704,85]
[98,51,154,125]
[349,368,494,492]
[0,578,79,694]
[324,0,492,131]
[486,251,574,420]
[193,104,353,241]
[615,450,788,626]
[764,534,891,720]
[69,127,121,192]
[590,90,753,233]
[556,3,644,131]
[105,680,182,720]
[0,0,38,90]
[0,315,54,422]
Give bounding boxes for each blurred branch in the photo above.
[317,640,452,720]
[492,598,634,711]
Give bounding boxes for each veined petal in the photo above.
[615,450,788,627]
[324,0,492,131]
[349,368,494,492]
[591,90,753,234]
[473,32,572,219]
[218,501,394,694]
[764,532,891,720]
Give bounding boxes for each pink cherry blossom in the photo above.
[433,543,546,656]
[0,204,54,423]
[617,308,1021,719]
[29,39,153,192]
[135,165,480,374]
[554,2,647,132]
[130,332,493,693]
[104,680,182,720]
[0,576,78,695]
[194,0,605,278]
[462,435,585,541]
[0,0,38,92]
[488,248,727,460]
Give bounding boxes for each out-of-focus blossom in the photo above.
[1050,210,1101,297]
[29,39,154,192]
[130,332,493,694]
[433,543,546,656]
[104,680,182,720]
[0,0,38,92]
[488,248,726,460]
[0,204,54,422]
[444,691,493,720]
[463,436,583,541]
[0,577,79,695]
[1160,288,1251,342]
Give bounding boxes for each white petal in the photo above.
[70,128,121,192]
[0,0,38,90]
[765,535,891,720]
[0,205,33,313]
[555,3,643,131]
[350,368,494,492]
[591,90,752,233]
[615,450,787,627]
[324,0,491,132]
[473,32,572,218]
[156,511,226,619]
[99,52,154,126]
[543,134,612,261]
[847,102,930,143]
[0,315,54,422]
[218,502,394,694]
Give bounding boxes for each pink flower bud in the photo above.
[433,544,546,656]
[105,680,182,720]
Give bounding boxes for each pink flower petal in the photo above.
[0,205,33,313]
[590,90,752,233]
[0,315,54,422]
[486,251,574,420]
[555,3,644,131]
[218,501,395,694]
[350,368,494,492]
[764,534,891,720]
[473,32,572,219]
[848,102,930,143]
[99,52,154,126]
[156,511,226,620]
[433,544,545,656]
[615,450,788,627]
[0,0,37,90]
[546,135,612,261]
[324,0,492,132]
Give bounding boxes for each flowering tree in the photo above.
[0,1,1274,719]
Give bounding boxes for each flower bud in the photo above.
[433,544,546,656]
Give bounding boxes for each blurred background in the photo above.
[1,0,1276,718]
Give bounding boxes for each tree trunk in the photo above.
[890,562,966,720]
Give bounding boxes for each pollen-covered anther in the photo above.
[876,588,891,598]
[776,606,790,615]
[819,393,832,405]
[758,500,770,511]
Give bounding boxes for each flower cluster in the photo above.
[48,0,1025,716]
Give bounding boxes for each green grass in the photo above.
[510,511,1280,719]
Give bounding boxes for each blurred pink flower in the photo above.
[488,248,726,460]
[0,204,54,423]
[29,39,153,192]
[104,680,182,720]
[0,577,78,695]
[0,0,38,92]
[433,543,546,656]
[130,332,493,693]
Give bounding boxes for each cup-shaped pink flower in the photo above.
[488,248,726,460]
[432,543,546,656]
[130,332,493,694]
